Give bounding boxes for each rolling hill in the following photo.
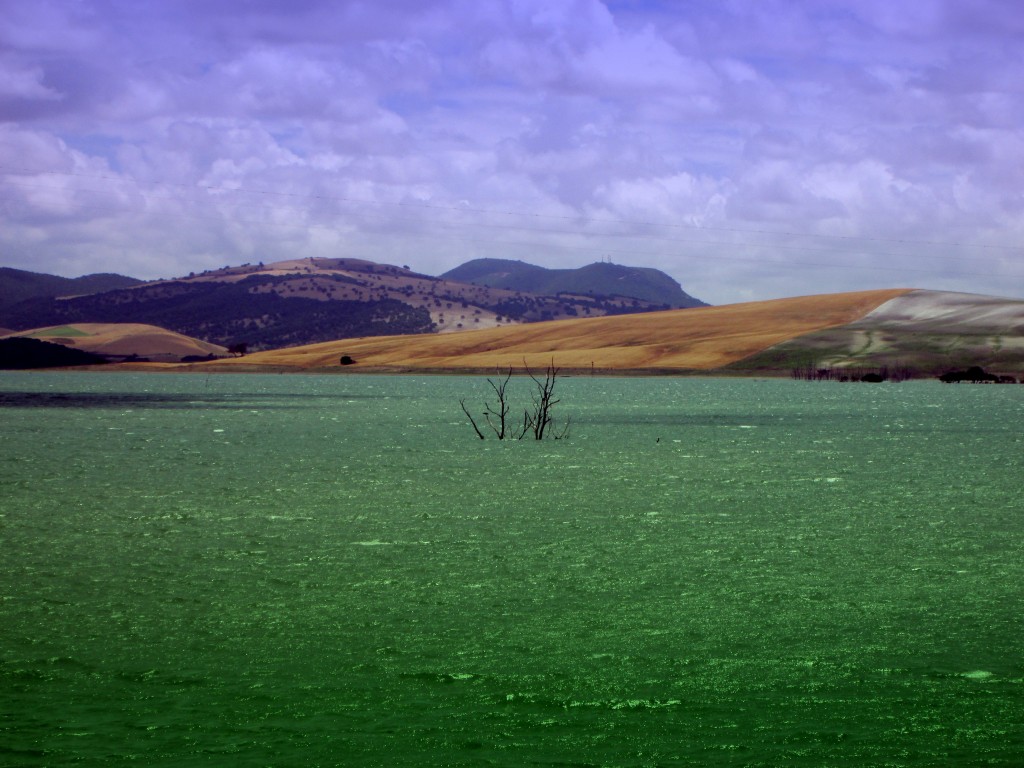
[0,267,142,313]
[166,288,908,373]
[731,290,1024,375]
[6,257,1020,377]
[0,258,701,351]
[150,288,1022,378]
[2,323,228,363]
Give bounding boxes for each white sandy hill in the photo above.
[852,289,1024,333]
[749,289,1024,374]
[7,323,227,362]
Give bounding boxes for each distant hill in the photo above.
[185,289,910,373]
[441,259,706,308]
[0,267,142,313]
[730,290,1024,376]
[4,323,229,364]
[173,289,1024,379]
[0,257,702,351]
[2,274,435,351]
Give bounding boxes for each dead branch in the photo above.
[460,360,570,440]
[458,398,485,439]
[483,368,513,439]
[522,359,566,440]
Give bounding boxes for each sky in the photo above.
[1,0,1022,305]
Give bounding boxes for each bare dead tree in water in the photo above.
[522,360,570,440]
[459,367,513,440]
[459,398,486,439]
[460,361,570,440]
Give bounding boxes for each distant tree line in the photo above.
[790,362,1021,384]
[791,363,918,382]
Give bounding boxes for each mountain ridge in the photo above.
[0,257,702,350]
[0,267,143,313]
[440,259,705,308]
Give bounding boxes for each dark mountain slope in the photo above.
[0,267,142,313]
[3,274,435,351]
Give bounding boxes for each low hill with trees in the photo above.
[0,257,704,351]
[3,275,435,351]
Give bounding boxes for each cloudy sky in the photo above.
[2,0,1022,304]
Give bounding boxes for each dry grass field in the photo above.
[193,289,911,373]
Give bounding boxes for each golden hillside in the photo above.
[194,289,910,373]
[8,323,227,362]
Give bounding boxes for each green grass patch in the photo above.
[33,325,91,337]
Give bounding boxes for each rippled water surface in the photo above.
[1,372,1022,766]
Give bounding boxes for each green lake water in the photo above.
[1,372,1021,766]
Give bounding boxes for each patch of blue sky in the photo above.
[62,134,125,172]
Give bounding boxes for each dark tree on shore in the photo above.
[938,366,1003,383]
